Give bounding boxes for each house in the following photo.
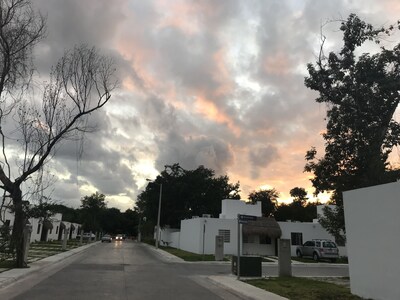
[159,199,346,257]
[0,208,81,243]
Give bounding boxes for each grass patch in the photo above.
[246,277,362,300]
[291,256,348,264]
[160,246,228,261]
[0,260,16,269]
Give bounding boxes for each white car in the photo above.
[101,235,112,243]
[296,239,339,262]
[81,233,95,239]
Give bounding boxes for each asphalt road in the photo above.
[0,241,349,300]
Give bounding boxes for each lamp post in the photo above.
[146,179,163,248]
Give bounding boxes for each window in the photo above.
[291,232,303,246]
[5,219,10,227]
[49,228,52,234]
[56,226,59,234]
[218,229,230,242]
[37,223,41,234]
[260,236,272,244]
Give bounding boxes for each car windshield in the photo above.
[323,241,337,248]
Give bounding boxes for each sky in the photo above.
[21,0,400,211]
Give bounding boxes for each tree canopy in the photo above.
[248,188,279,217]
[304,14,400,240]
[135,164,240,229]
[80,192,107,232]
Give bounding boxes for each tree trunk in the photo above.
[11,187,27,268]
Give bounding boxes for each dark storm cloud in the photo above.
[249,145,279,179]
[155,132,234,175]
[12,0,397,210]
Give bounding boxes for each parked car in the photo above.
[83,233,96,239]
[296,239,339,262]
[76,232,96,240]
[115,234,123,241]
[101,234,112,243]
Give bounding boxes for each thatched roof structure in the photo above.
[242,217,282,238]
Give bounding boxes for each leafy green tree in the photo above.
[47,204,80,223]
[100,208,122,234]
[304,14,400,241]
[122,209,139,236]
[274,201,318,222]
[248,188,279,217]
[136,164,240,228]
[289,187,308,207]
[80,192,107,232]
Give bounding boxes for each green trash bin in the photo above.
[231,255,262,277]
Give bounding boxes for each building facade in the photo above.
[159,199,346,257]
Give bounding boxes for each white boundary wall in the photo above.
[180,217,238,255]
[344,182,400,300]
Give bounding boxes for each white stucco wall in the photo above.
[29,218,42,242]
[180,218,203,253]
[1,208,14,225]
[159,228,180,246]
[170,232,180,248]
[48,214,62,241]
[180,217,239,255]
[278,221,345,256]
[243,238,276,256]
[219,199,262,219]
[344,182,400,300]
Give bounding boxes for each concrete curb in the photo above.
[141,243,288,300]
[140,242,185,263]
[208,275,289,300]
[0,241,99,289]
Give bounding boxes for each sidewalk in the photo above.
[0,241,99,289]
[144,243,289,300]
[209,275,288,300]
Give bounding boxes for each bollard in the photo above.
[278,239,292,277]
[23,223,33,265]
[62,227,68,250]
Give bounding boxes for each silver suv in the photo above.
[296,239,339,262]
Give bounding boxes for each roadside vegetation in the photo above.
[291,256,348,264]
[246,277,362,300]
[0,240,90,271]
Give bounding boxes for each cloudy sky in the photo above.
[26,0,400,211]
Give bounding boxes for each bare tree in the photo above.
[0,0,117,267]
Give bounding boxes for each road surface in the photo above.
[0,241,349,299]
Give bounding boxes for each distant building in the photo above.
[0,207,81,243]
[158,199,346,256]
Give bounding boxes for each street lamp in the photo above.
[146,179,163,248]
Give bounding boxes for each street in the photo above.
[0,241,349,300]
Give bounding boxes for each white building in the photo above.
[160,199,345,257]
[0,208,81,243]
[344,181,400,300]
